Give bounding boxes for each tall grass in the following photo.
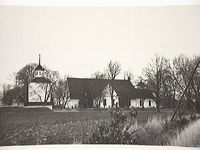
[146,117,164,132]
[170,119,200,147]
[133,116,171,145]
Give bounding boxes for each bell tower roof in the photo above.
[31,54,51,83]
[35,54,44,71]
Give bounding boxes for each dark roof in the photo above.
[133,88,154,99]
[35,64,44,71]
[31,77,51,83]
[67,77,135,100]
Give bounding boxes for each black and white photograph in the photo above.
[0,0,200,149]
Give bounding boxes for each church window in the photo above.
[149,100,151,106]
[140,100,142,106]
[103,99,106,106]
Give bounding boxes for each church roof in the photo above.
[31,77,51,83]
[67,77,135,100]
[133,88,154,99]
[67,77,155,101]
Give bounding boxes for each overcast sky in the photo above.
[0,5,200,86]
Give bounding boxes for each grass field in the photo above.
[0,107,173,125]
[0,107,198,146]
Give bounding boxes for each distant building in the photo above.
[24,55,53,109]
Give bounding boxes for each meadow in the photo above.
[0,107,199,146]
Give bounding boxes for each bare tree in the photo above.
[9,63,38,103]
[143,55,171,112]
[16,63,37,87]
[1,84,12,105]
[91,80,109,109]
[172,55,194,107]
[191,55,200,112]
[91,71,106,79]
[123,71,134,82]
[44,69,60,103]
[105,61,121,80]
[90,71,106,108]
[2,86,24,105]
[171,54,200,111]
[6,72,17,86]
[92,82,103,109]
[51,74,72,108]
[105,60,121,107]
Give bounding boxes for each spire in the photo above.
[35,54,44,71]
[39,54,41,65]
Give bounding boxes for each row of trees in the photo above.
[0,54,200,112]
[143,54,200,112]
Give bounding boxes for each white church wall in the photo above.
[130,99,156,108]
[144,99,156,108]
[99,96,111,108]
[99,84,119,108]
[130,99,141,107]
[28,82,51,102]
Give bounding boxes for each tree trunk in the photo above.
[195,100,200,113]
[156,95,160,112]
[111,88,114,107]
[141,99,144,109]
[156,101,160,112]
[111,97,114,107]
[172,89,176,109]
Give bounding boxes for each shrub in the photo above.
[84,109,139,144]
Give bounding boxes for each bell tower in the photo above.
[25,54,52,109]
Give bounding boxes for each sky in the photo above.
[0,3,200,86]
